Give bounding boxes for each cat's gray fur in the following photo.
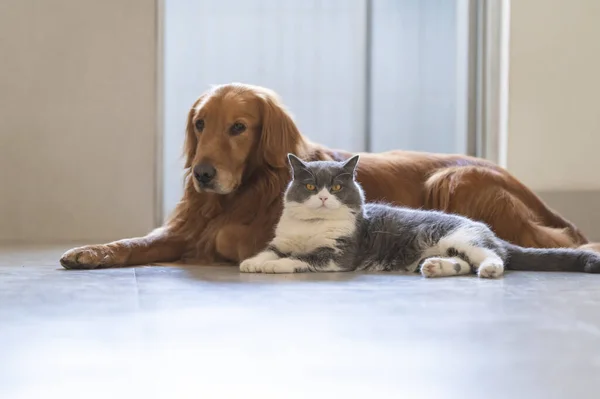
[240,154,600,278]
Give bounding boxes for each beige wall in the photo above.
[0,0,157,243]
[507,0,600,191]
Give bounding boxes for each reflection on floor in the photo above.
[1,245,600,399]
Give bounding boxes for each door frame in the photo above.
[472,0,511,166]
[154,0,165,226]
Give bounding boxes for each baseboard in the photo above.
[537,190,600,242]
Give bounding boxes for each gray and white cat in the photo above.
[240,154,600,278]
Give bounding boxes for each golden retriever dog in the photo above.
[60,83,594,269]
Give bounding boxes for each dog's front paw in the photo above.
[60,245,125,270]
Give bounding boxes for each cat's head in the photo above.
[283,154,365,220]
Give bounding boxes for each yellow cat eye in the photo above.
[305,183,316,191]
[331,184,342,192]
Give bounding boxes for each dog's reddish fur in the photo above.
[60,83,591,269]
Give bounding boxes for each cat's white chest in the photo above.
[272,215,355,254]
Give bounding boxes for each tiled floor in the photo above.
[1,245,600,399]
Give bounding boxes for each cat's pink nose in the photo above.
[319,196,328,202]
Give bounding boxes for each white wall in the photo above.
[163,0,368,219]
[0,0,157,243]
[506,0,600,191]
[163,0,470,219]
[370,0,469,154]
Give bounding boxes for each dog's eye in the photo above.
[305,184,316,191]
[331,184,342,192]
[195,119,205,132]
[230,122,246,135]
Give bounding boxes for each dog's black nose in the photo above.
[193,163,216,185]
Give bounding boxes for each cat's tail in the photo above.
[504,242,600,273]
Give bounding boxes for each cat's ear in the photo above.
[287,153,307,174]
[342,155,360,174]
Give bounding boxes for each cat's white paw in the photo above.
[478,261,504,279]
[421,257,471,277]
[240,257,263,273]
[240,250,282,273]
[421,258,446,278]
[258,260,298,274]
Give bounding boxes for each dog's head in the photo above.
[184,83,303,194]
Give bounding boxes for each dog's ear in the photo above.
[258,91,302,169]
[183,94,206,169]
